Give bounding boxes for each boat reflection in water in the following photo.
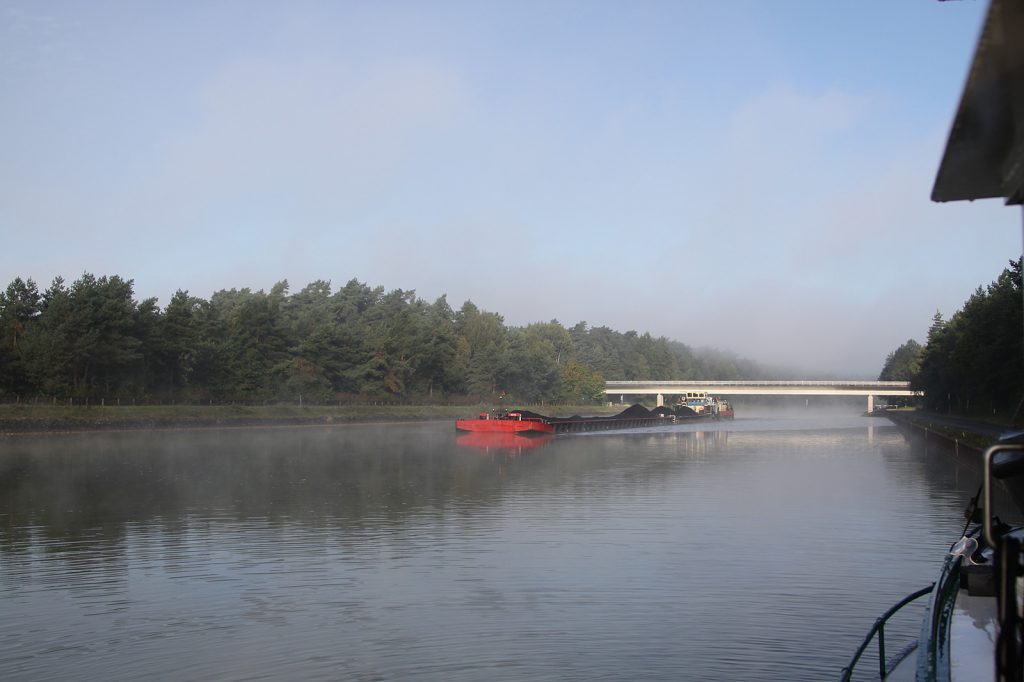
[455,430,556,455]
[675,429,729,457]
[457,427,730,459]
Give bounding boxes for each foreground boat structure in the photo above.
[841,438,1024,681]
[844,1,1024,679]
[455,402,729,435]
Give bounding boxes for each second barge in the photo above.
[455,402,729,435]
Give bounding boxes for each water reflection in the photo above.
[455,428,730,459]
[3,425,496,544]
[455,431,556,453]
[1,424,745,551]
[0,416,1005,681]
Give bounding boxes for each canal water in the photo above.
[0,410,1007,680]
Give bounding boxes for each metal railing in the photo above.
[839,584,934,681]
[606,380,913,388]
[983,443,1024,546]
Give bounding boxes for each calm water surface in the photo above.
[0,410,1004,680]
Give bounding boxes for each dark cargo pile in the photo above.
[514,403,698,424]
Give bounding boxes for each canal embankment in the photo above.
[0,404,470,435]
[878,408,1012,460]
[0,403,626,435]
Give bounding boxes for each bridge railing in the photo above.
[605,380,912,388]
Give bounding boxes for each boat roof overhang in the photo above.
[932,0,1024,205]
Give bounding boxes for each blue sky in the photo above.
[2,1,1019,377]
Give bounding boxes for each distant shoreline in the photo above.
[0,403,623,436]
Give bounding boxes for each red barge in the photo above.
[456,402,732,435]
[456,410,557,435]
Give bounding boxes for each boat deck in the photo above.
[865,587,999,682]
[949,592,997,682]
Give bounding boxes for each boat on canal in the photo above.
[678,391,734,419]
[842,1,1024,680]
[456,409,558,435]
[455,401,731,435]
[717,399,735,420]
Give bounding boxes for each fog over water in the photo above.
[0,410,1011,680]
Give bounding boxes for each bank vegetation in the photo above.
[879,258,1023,423]
[0,274,780,409]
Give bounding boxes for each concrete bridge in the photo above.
[605,380,919,412]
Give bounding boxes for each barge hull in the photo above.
[455,418,555,435]
[456,404,730,435]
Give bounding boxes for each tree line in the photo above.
[0,274,777,405]
[878,258,1023,415]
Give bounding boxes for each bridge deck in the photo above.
[605,381,918,410]
[605,380,917,397]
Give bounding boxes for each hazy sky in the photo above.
[2,1,1019,377]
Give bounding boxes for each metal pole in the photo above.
[1015,206,1024,425]
[877,622,886,679]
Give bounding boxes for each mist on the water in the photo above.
[5,410,1019,681]
[0,416,989,681]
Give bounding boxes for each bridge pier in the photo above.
[656,393,664,407]
[867,395,873,413]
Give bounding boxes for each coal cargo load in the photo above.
[455,402,716,436]
[547,404,683,433]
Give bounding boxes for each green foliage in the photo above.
[161,290,201,391]
[909,259,1024,414]
[878,339,923,381]
[456,301,508,396]
[0,272,779,403]
[22,274,142,397]
[559,360,606,403]
[0,277,40,394]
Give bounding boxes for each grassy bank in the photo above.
[0,402,624,434]
[879,408,1010,452]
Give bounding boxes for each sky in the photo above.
[2,1,1020,378]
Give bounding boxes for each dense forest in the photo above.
[0,274,777,405]
[878,258,1023,415]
